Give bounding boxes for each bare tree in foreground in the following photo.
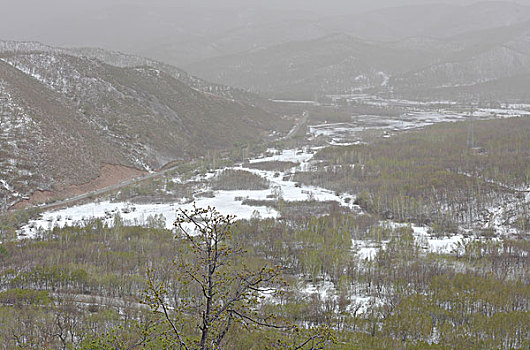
[145,205,326,349]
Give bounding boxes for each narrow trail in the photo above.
[31,164,183,212]
[279,111,308,141]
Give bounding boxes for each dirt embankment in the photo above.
[13,164,146,209]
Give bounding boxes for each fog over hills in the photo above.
[322,1,530,41]
[185,33,424,99]
[1,1,528,65]
[186,18,530,101]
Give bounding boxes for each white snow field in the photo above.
[19,147,358,238]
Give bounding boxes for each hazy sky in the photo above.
[1,0,520,35]
[1,0,508,16]
[1,0,529,65]
[1,1,527,40]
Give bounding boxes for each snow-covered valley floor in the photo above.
[19,104,529,260]
[19,147,357,236]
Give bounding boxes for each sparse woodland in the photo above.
[212,169,271,191]
[0,204,527,348]
[295,117,529,233]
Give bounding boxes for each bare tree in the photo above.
[144,205,285,350]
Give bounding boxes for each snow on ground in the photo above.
[351,222,466,261]
[17,104,525,244]
[325,94,457,107]
[352,240,380,260]
[299,278,384,315]
[410,225,464,254]
[242,148,359,208]
[388,221,466,254]
[308,111,467,143]
[309,106,529,144]
[474,108,530,117]
[271,99,321,106]
[19,196,277,238]
[0,179,14,192]
[249,148,315,164]
[348,295,382,315]
[508,103,530,110]
[483,196,527,236]
[19,147,357,238]
[300,280,336,301]
[378,71,390,86]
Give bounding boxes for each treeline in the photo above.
[212,169,270,191]
[0,222,175,299]
[0,206,41,240]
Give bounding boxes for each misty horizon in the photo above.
[2,0,529,66]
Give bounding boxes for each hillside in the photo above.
[0,40,271,108]
[405,73,530,102]
[0,59,126,211]
[0,43,288,211]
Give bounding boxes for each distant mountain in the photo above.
[176,1,530,67]
[390,21,530,99]
[186,18,530,101]
[185,33,426,99]
[5,1,527,68]
[0,42,288,210]
[0,3,324,66]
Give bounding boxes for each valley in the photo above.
[1,2,529,347]
[1,94,527,348]
[15,97,529,257]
